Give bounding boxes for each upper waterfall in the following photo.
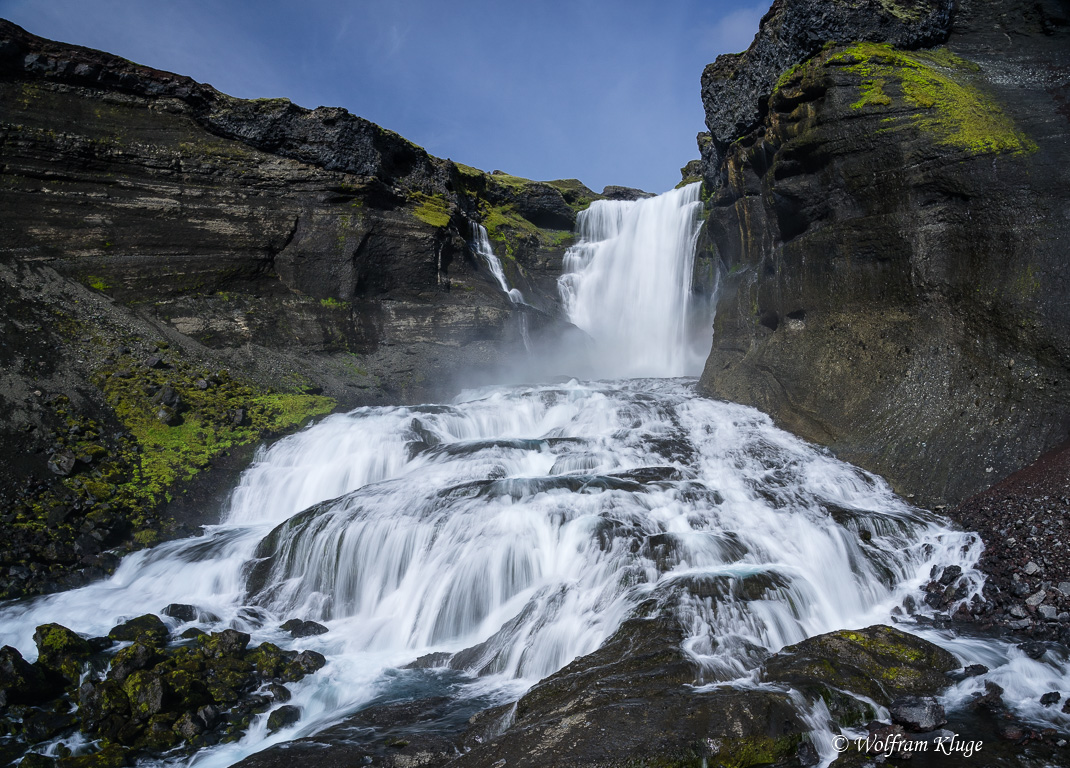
[558,183,710,378]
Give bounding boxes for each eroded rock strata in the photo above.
[697,0,1070,508]
[0,19,598,598]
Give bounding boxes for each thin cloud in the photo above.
[707,3,766,55]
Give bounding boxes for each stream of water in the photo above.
[2,185,1069,767]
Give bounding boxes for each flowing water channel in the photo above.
[2,185,1070,767]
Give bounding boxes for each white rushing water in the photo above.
[559,182,709,378]
[472,224,524,305]
[3,185,1070,767]
[0,378,1016,766]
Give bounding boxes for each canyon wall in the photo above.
[0,19,598,597]
[697,0,1070,507]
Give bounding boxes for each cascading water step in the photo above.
[5,378,1065,768]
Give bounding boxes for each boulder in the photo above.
[33,624,93,686]
[108,615,170,645]
[266,704,301,733]
[763,625,959,709]
[0,645,49,707]
[889,695,947,732]
[162,604,197,623]
[449,617,808,768]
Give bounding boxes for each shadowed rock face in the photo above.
[699,0,955,183]
[0,19,595,598]
[697,0,1070,507]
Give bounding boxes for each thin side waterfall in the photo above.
[472,223,530,348]
[473,224,524,305]
[559,182,709,378]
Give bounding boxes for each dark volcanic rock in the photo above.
[889,694,947,732]
[601,184,655,200]
[266,704,301,733]
[449,617,808,768]
[162,604,198,623]
[33,623,93,686]
[0,18,586,599]
[952,440,1070,640]
[0,645,49,706]
[108,614,170,645]
[698,0,1070,508]
[763,625,959,707]
[700,0,954,182]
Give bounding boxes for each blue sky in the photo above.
[0,0,766,193]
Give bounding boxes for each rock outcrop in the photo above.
[233,621,966,768]
[0,19,595,598]
[697,0,1070,507]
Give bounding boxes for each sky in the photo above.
[0,0,767,194]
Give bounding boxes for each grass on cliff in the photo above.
[833,42,1035,155]
[410,192,451,228]
[93,352,334,507]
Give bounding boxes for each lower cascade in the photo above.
[2,188,1069,767]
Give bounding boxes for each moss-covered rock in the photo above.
[56,742,128,768]
[33,624,93,686]
[106,641,163,682]
[78,679,131,740]
[107,615,169,645]
[763,624,958,709]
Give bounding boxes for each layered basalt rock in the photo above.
[697,0,1070,507]
[0,19,594,597]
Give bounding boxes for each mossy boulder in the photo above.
[78,679,131,740]
[106,641,163,682]
[1,645,49,707]
[198,629,250,658]
[33,624,93,686]
[107,614,169,645]
[266,704,301,733]
[763,624,958,709]
[121,669,167,722]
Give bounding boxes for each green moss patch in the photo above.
[832,42,1035,155]
[94,353,334,505]
[3,346,335,600]
[410,192,451,228]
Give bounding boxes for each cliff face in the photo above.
[696,0,1070,507]
[0,19,595,598]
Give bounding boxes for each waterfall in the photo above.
[2,187,1069,768]
[8,379,1056,768]
[558,182,709,378]
[473,224,524,305]
[472,223,530,348]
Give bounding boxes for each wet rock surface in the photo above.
[0,620,327,767]
[235,620,986,768]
